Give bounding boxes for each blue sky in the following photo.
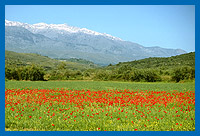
[5,5,195,52]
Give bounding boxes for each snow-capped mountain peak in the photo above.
[5,20,122,41]
[5,20,25,27]
[5,19,186,65]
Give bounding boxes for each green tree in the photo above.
[171,66,195,82]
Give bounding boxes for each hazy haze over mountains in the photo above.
[5,20,186,65]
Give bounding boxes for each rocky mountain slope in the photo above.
[5,20,186,65]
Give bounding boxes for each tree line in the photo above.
[5,62,195,82]
[5,64,45,81]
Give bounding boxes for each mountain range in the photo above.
[5,20,186,65]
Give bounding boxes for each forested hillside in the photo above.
[5,50,99,80]
[113,52,195,69]
[5,51,195,82]
[95,52,195,82]
[5,50,99,71]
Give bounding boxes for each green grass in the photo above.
[5,80,195,91]
[110,52,195,70]
[5,80,195,131]
[5,81,195,131]
[5,50,99,71]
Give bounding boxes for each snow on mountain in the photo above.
[5,20,24,27]
[5,20,122,41]
[5,20,186,65]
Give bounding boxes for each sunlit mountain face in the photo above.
[5,20,186,65]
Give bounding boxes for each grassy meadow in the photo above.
[5,80,195,91]
[5,80,195,131]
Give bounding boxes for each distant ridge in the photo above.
[110,52,195,70]
[5,50,99,71]
[5,20,186,65]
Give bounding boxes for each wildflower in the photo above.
[131,121,134,124]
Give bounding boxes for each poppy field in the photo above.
[5,81,195,131]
